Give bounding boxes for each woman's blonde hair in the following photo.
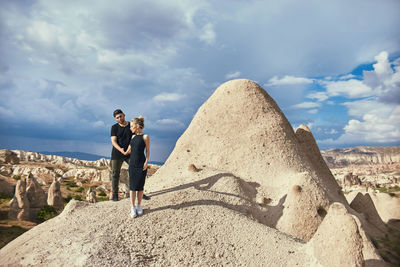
[132,116,145,129]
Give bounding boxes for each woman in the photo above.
[124,116,150,218]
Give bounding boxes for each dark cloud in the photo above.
[379,87,400,104]
[98,2,190,52]
[0,0,399,159]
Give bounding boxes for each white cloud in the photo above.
[199,23,216,45]
[320,51,399,102]
[324,79,374,98]
[292,101,321,109]
[92,120,106,128]
[373,51,393,76]
[266,75,313,86]
[225,71,241,80]
[329,129,338,134]
[306,91,329,102]
[153,93,185,102]
[26,20,67,47]
[342,99,392,118]
[339,74,356,80]
[149,118,186,130]
[319,97,400,146]
[363,51,400,104]
[318,51,400,145]
[156,119,183,125]
[319,105,400,145]
[307,109,318,114]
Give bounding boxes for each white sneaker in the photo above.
[130,206,137,218]
[136,205,143,215]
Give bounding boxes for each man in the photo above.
[110,109,150,201]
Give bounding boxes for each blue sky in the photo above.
[0,0,399,162]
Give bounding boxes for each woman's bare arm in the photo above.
[143,135,150,170]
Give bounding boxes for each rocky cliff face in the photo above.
[321,146,400,167]
[321,146,400,191]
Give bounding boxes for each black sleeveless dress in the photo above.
[128,134,147,191]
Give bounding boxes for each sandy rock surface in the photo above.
[346,189,400,223]
[0,194,313,266]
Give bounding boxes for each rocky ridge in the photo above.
[0,149,159,222]
[321,147,400,191]
[322,146,400,167]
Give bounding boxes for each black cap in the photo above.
[113,109,123,117]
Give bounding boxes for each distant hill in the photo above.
[40,151,108,161]
[320,146,400,168]
[39,151,165,165]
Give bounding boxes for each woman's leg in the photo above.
[130,190,136,206]
[137,191,144,205]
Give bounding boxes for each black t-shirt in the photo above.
[111,122,132,159]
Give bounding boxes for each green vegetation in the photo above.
[12,175,21,181]
[63,194,72,203]
[370,235,400,265]
[73,195,82,201]
[374,186,400,197]
[0,195,12,205]
[65,181,78,187]
[97,197,109,202]
[75,187,84,193]
[98,191,106,197]
[37,205,58,222]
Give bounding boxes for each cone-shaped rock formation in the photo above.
[47,179,64,213]
[8,178,30,220]
[153,79,347,240]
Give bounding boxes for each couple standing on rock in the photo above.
[110,109,150,218]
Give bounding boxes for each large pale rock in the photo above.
[26,173,47,220]
[95,158,110,167]
[47,179,64,213]
[151,79,347,240]
[295,125,346,201]
[308,202,364,266]
[86,188,97,203]
[11,165,56,184]
[308,202,386,266]
[350,193,388,234]
[93,169,111,182]
[8,179,30,220]
[343,172,362,187]
[0,149,20,164]
[63,167,110,182]
[0,166,13,175]
[368,191,400,223]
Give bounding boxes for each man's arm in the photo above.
[111,136,125,154]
